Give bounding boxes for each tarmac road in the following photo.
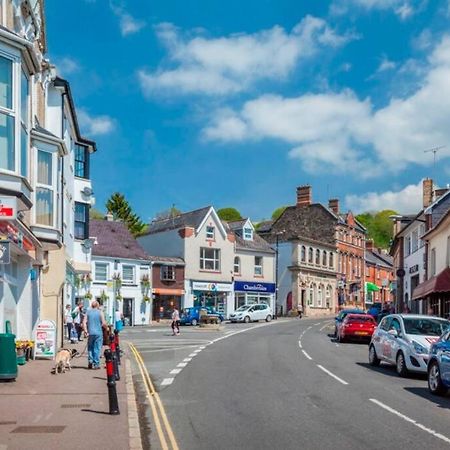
[126,318,450,450]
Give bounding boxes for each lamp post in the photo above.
[274,230,285,320]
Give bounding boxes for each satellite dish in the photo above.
[82,187,93,196]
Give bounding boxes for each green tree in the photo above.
[89,208,104,220]
[271,206,288,221]
[105,192,146,236]
[154,206,182,221]
[356,209,397,249]
[217,207,242,222]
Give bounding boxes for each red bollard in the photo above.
[109,334,120,381]
[114,329,121,366]
[104,349,120,415]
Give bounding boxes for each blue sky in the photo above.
[47,0,450,221]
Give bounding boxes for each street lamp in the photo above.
[274,230,285,320]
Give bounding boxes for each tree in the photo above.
[105,192,146,236]
[356,209,397,249]
[217,207,242,222]
[271,206,288,221]
[154,206,182,221]
[89,208,104,220]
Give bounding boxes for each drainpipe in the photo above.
[60,92,66,246]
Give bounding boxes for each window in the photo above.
[326,286,331,308]
[301,245,306,262]
[308,247,313,263]
[411,229,419,253]
[404,236,411,257]
[95,263,108,282]
[322,251,327,266]
[122,265,135,284]
[206,226,215,240]
[431,248,436,276]
[36,150,54,226]
[20,69,28,177]
[315,249,320,265]
[234,257,240,274]
[308,287,314,306]
[254,256,263,276]
[74,144,89,178]
[317,286,323,307]
[200,248,220,271]
[243,227,253,240]
[74,202,89,239]
[161,265,175,281]
[329,252,334,269]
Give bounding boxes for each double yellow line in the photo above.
[129,343,179,450]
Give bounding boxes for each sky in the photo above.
[46,0,450,221]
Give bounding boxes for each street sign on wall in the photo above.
[0,197,17,220]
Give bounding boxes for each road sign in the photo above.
[0,197,17,220]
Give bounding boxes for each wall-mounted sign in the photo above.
[192,281,232,292]
[0,240,10,264]
[396,269,406,278]
[234,281,276,293]
[409,265,419,274]
[34,320,57,360]
[0,197,17,220]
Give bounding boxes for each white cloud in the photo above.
[139,17,356,96]
[78,110,115,136]
[345,181,423,214]
[55,57,80,76]
[110,1,145,36]
[204,35,450,175]
[331,0,421,20]
[377,56,396,72]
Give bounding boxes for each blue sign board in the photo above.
[234,281,276,294]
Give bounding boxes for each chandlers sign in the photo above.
[234,281,276,293]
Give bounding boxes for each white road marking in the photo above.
[198,346,206,350]
[188,353,197,357]
[307,326,312,330]
[298,341,302,349]
[177,362,188,368]
[320,321,333,332]
[193,349,202,353]
[302,350,313,360]
[316,365,348,385]
[314,322,321,326]
[161,378,174,386]
[335,344,340,347]
[183,358,192,362]
[369,398,450,444]
[170,368,182,375]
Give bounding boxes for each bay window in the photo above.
[36,150,54,226]
[200,247,220,271]
[74,202,89,239]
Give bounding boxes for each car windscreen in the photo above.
[236,306,250,311]
[403,318,450,336]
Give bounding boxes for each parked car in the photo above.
[180,306,224,326]
[334,309,366,337]
[368,314,450,377]
[367,303,382,321]
[229,304,273,323]
[337,314,377,343]
[427,328,450,395]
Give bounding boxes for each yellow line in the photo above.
[129,343,169,450]
[131,343,180,450]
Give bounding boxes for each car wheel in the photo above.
[396,352,408,377]
[428,361,448,395]
[191,319,197,327]
[266,315,272,322]
[369,345,381,367]
[244,316,250,324]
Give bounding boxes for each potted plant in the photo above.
[116,293,123,301]
[100,290,109,305]
[16,340,33,365]
[85,291,93,300]
[143,295,151,303]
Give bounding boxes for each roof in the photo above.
[148,255,185,265]
[338,213,366,233]
[234,233,275,254]
[412,268,450,300]
[227,219,248,231]
[365,250,393,268]
[34,124,59,139]
[256,220,273,233]
[90,220,149,260]
[144,206,211,235]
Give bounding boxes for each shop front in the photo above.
[191,281,233,317]
[152,287,185,321]
[234,281,276,312]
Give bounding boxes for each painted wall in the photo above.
[234,250,275,284]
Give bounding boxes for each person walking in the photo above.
[297,303,303,319]
[115,308,124,332]
[64,304,75,342]
[171,307,180,336]
[72,300,84,342]
[82,300,107,370]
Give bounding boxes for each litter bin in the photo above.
[0,320,18,380]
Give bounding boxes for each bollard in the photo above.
[104,349,120,415]
[114,329,121,366]
[109,334,120,381]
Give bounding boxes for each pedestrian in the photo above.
[72,300,84,342]
[82,300,107,370]
[64,304,75,342]
[171,307,180,336]
[115,308,124,332]
[297,303,303,319]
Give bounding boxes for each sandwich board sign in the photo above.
[34,320,57,360]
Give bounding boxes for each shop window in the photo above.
[254,256,263,276]
[301,245,306,262]
[315,249,320,265]
[308,247,313,263]
[122,265,135,284]
[75,144,89,178]
[322,251,327,266]
[206,226,215,240]
[74,202,89,240]
[200,247,220,271]
[95,263,108,282]
[234,256,240,274]
[161,265,176,281]
[36,150,55,226]
[243,227,253,240]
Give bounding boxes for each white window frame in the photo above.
[317,286,323,307]
[200,247,220,271]
[206,226,215,240]
[243,227,253,240]
[234,256,240,275]
[161,265,176,281]
[95,262,109,282]
[254,256,263,276]
[35,148,57,228]
[122,265,135,284]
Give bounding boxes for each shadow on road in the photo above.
[404,386,450,409]
[356,362,427,380]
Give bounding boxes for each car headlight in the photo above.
[411,341,427,354]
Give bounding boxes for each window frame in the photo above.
[243,227,253,240]
[74,202,89,240]
[122,264,135,284]
[200,247,220,271]
[94,262,109,282]
[233,256,240,275]
[160,265,176,281]
[206,225,215,240]
[74,143,89,179]
[35,149,57,228]
[254,256,263,276]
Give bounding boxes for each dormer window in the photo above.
[206,226,215,240]
[243,227,253,240]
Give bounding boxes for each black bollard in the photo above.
[109,334,120,381]
[114,329,121,366]
[104,349,120,415]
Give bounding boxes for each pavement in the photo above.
[0,339,142,450]
[127,317,450,450]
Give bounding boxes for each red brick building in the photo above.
[365,241,394,305]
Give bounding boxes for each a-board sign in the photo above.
[34,320,57,360]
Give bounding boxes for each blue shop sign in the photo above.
[234,281,275,294]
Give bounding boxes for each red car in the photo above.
[337,314,377,343]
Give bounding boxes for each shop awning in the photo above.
[153,288,185,296]
[366,282,380,292]
[412,267,450,300]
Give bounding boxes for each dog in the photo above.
[54,348,79,374]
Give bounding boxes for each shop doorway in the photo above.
[123,298,134,326]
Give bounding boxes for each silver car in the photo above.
[229,304,273,323]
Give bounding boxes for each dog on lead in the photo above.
[54,348,79,374]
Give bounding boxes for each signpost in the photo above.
[0,197,17,220]
[34,320,57,360]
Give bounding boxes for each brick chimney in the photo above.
[328,199,339,215]
[366,239,374,252]
[434,187,449,199]
[423,178,434,208]
[296,185,312,207]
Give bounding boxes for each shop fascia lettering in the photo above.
[192,281,232,292]
[234,281,276,293]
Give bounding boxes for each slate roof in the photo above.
[338,213,366,233]
[255,220,273,233]
[227,219,248,231]
[235,233,275,254]
[143,206,211,235]
[366,250,393,268]
[90,220,150,260]
[148,255,185,265]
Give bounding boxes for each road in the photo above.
[124,318,450,450]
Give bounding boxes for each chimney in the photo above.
[328,198,339,215]
[105,211,114,221]
[434,187,448,200]
[366,239,374,252]
[296,185,312,207]
[423,178,434,208]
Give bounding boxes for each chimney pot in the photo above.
[423,178,434,208]
[296,185,312,207]
[329,198,339,215]
[366,239,374,252]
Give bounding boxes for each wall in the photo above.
[276,242,293,315]
[234,250,275,283]
[152,264,185,291]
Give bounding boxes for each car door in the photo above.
[259,304,268,320]
[439,332,450,383]
[253,305,263,321]
[383,317,402,364]
[376,316,392,361]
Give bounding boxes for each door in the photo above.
[383,317,402,363]
[123,298,134,326]
[376,316,392,361]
